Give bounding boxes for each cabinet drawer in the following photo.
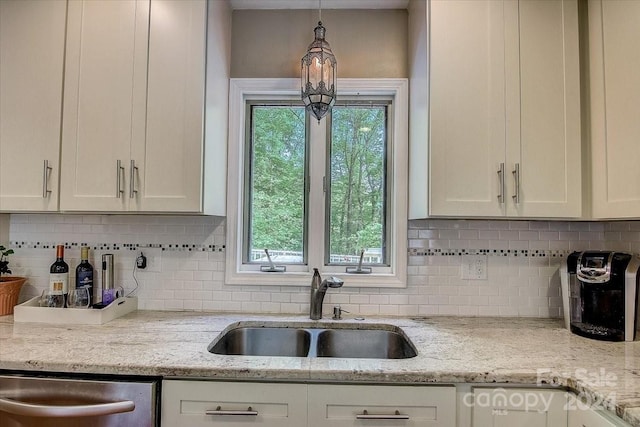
[308,384,456,427]
[162,380,307,427]
[472,388,567,427]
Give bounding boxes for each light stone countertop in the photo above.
[1,311,639,425]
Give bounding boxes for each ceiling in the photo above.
[229,0,410,9]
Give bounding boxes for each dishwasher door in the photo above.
[0,374,158,427]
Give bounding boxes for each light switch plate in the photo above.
[462,255,487,280]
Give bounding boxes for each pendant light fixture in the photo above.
[301,0,337,122]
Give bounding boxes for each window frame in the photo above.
[225,78,408,288]
[324,99,392,269]
[242,101,310,269]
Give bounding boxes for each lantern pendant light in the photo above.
[301,1,337,122]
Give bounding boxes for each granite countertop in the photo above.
[1,311,639,425]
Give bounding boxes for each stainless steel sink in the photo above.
[208,327,311,357]
[208,324,417,359]
[315,329,417,359]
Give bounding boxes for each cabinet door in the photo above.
[132,0,206,212]
[568,405,631,427]
[60,0,149,211]
[590,0,640,218]
[472,388,567,427]
[162,380,307,427]
[308,384,456,427]
[429,0,506,217]
[505,0,581,218]
[0,0,66,212]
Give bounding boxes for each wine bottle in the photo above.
[75,246,94,306]
[49,245,69,306]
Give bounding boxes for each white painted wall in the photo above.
[230,9,408,78]
[0,215,8,245]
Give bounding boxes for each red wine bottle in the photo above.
[75,246,94,306]
[49,245,69,306]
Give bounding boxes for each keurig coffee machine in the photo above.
[560,251,640,341]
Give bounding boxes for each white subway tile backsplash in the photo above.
[9,215,640,318]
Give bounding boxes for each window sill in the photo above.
[224,269,407,288]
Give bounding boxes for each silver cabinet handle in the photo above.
[42,160,52,198]
[116,160,125,198]
[0,397,134,418]
[129,159,138,198]
[206,406,258,416]
[497,163,505,203]
[356,410,410,420]
[512,162,520,204]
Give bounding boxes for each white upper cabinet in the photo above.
[421,0,581,219]
[135,0,207,212]
[428,0,507,217]
[60,0,149,212]
[60,0,215,213]
[0,0,66,212]
[589,0,640,219]
[508,0,581,218]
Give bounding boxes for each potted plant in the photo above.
[0,245,27,315]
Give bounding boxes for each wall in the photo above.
[8,214,640,317]
[230,9,408,78]
[0,215,8,245]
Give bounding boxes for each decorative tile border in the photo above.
[9,241,635,259]
[9,241,225,252]
[408,248,573,257]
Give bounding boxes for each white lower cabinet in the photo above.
[162,381,456,427]
[308,384,456,427]
[162,382,630,427]
[568,404,631,427]
[161,380,307,427]
[472,388,567,427]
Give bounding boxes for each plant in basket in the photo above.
[0,245,27,315]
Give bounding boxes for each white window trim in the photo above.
[225,78,408,288]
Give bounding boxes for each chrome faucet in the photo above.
[310,268,344,320]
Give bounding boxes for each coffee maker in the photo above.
[560,251,640,341]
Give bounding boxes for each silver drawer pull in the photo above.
[512,162,520,204]
[206,406,258,416]
[0,397,134,418]
[116,160,125,198]
[497,162,505,203]
[356,409,410,420]
[42,159,52,198]
[129,159,138,198]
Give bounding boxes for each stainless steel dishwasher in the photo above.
[0,373,159,427]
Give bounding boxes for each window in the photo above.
[226,79,407,288]
[244,104,308,266]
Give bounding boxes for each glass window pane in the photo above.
[327,105,388,266]
[246,105,306,264]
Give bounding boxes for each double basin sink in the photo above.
[208,323,417,359]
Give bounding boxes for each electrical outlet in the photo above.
[136,253,147,269]
[462,255,488,280]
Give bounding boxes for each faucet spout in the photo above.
[310,268,344,320]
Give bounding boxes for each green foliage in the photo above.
[329,106,386,259]
[249,107,306,254]
[0,245,14,276]
[247,104,386,263]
